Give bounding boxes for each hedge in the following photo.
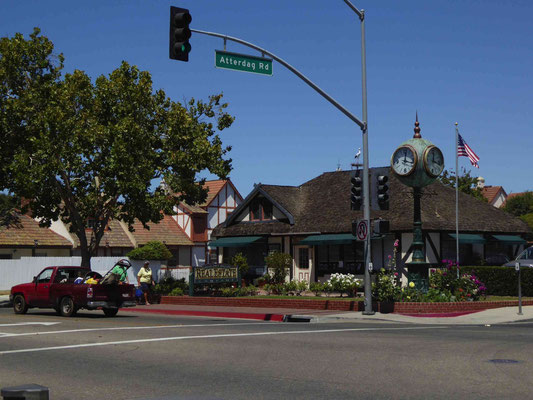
[461,266,533,296]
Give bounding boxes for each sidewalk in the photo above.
[124,302,533,325]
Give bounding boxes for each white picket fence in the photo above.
[0,257,190,290]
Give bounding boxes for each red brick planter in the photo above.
[161,296,533,314]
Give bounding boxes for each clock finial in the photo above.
[413,112,422,138]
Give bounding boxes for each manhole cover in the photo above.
[488,359,520,364]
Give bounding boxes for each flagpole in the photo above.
[455,122,460,278]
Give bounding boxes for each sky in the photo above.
[1,0,532,197]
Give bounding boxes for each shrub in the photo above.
[265,252,292,284]
[153,277,188,295]
[169,287,184,296]
[231,252,249,276]
[327,273,362,297]
[461,266,533,296]
[373,268,401,302]
[309,282,324,296]
[127,241,172,260]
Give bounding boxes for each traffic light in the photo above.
[376,173,389,210]
[350,170,363,211]
[169,6,192,62]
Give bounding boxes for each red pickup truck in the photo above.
[10,266,136,317]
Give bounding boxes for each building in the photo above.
[211,169,530,283]
[478,177,507,208]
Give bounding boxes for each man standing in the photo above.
[137,261,155,305]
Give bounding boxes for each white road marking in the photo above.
[0,322,60,327]
[0,326,448,355]
[0,322,268,339]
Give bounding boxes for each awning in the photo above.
[492,235,526,245]
[299,234,357,245]
[208,236,263,248]
[449,234,486,244]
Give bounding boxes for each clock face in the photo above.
[391,145,417,176]
[423,146,444,177]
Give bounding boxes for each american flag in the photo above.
[457,133,480,168]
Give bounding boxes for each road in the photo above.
[0,308,532,400]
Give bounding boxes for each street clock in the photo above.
[390,117,444,187]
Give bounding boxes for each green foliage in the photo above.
[461,266,533,297]
[0,29,234,267]
[502,192,533,217]
[220,285,258,297]
[230,252,249,276]
[520,213,533,234]
[127,241,172,260]
[309,282,324,296]
[153,276,188,295]
[438,168,487,202]
[0,194,20,227]
[373,269,401,302]
[265,252,292,284]
[169,287,184,296]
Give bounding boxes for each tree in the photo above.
[0,29,234,267]
[0,194,20,227]
[502,192,533,217]
[438,168,487,202]
[126,241,173,261]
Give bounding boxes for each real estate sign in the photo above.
[215,50,272,76]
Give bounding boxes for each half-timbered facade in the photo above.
[174,179,243,266]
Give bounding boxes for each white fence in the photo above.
[0,257,190,290]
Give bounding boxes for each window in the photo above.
[250,198,273,221]
[268,243,281,256]
[298,248,309,269]
[36,269,53,284]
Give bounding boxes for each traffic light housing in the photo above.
[350,170,363,211]
[169,6,192,62]
[370,167,390,211]
[376,171,390,210]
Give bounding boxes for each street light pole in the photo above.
[343,0,374,315]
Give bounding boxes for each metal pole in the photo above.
[359,10,374,315]
[517,262,523,315]
[455,123,460,278]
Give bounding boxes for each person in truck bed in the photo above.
[101,259,131,285]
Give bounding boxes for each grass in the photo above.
[483,295,533,301]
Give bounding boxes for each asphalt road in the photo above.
[0,308,532,400]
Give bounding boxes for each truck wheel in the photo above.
[59,297,77,317]
[13,294,28,314]
[103,308,119,317]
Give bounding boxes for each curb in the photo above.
[122,307,286,322]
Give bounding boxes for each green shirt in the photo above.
[111,265,128,282]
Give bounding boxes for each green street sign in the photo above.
[215,50,272,76]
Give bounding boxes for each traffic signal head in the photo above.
[376,174,389,210]
[350,170,363,211]
[170,6,192,62]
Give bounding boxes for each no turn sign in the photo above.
[356,219,368,241]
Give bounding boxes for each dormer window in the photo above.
[250,198,273,221]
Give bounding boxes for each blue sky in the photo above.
[2,0,532,197]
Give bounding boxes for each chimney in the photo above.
[477,176,485,189]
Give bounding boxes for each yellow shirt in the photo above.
[137,267,153,283]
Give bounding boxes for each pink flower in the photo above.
[394,272,398,277]
[394,240,399,248]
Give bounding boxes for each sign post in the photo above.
[516,262,522,315]
[189,265,240,297]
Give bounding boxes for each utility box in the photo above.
[1,384,49,400]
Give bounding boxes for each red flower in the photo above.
[458,288,463,292]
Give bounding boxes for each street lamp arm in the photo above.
[191,28,365,129]
[342,0,364,20]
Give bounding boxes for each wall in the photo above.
[0,257,164,290]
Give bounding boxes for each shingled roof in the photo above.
[129,215,193,246]
[0,214,72,247]
[213,169,530,237]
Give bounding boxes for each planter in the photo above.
[160,296,533,314]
